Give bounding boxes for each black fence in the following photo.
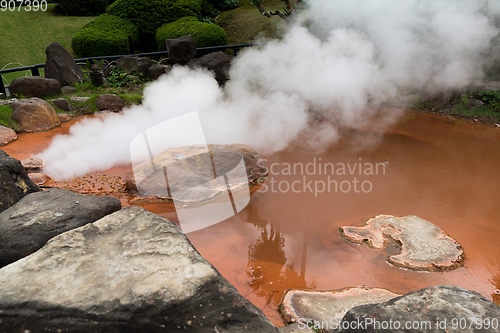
[0,43,256,97]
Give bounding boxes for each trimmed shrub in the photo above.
[55,0,116,16]
[82,14,139,50]
[156,17,228,51]
[71,27,130,58]
[107,0,204,50]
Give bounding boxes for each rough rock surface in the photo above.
[147,64,171,80]
[95,94,124,112]
[332,285,500,333]
[8,76,61,98]
[0,187,121,268]
[58,113,70,122]
[116,56,152,74]
[166,35,197,65]
[131,144,268,204]
[0,206,280,333]
[0,125,17,145]
[44,41,85,85]
[0,98,18,106]
[280,287,399,325]
[27,172,52,185]
[61,85,76,92]
[190,51,231,86]
[21,157,45,172]
[11,97,60,132]
[280,323,315,332]
[51,97,71,111]
[0,150,40,213]
[340,215,464,271]
[70,96,90,103]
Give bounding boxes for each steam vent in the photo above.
[340,215,464,271]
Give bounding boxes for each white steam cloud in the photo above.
[39,0,500,180]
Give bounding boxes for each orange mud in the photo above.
[3,112,500,326]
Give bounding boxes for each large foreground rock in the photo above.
[0,206,280,333]
[8,76,61,98]
[44,41,85,85]
[11,97,61,132]
[280,287,399,326]
[340,215,464,271]
[0,187,121,267]
[332,285,500,333]
[0,150,40,213]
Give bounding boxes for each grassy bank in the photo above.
[216,0,285,44]
[0,4,96,83]
[412,93,500,125]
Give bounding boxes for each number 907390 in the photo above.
[1,0,48,11]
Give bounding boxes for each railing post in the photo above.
[31,67,40,76]
[233,48,240,57]
[0,79,6,97]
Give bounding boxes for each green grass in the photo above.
[0,105,20,130]
[450,104,500,124]
[216,0,286,44]
[0,4,96,84]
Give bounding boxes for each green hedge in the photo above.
[55,0,116,16]
[82,14,139,50]
[107,0,204,50]
[156,17,228,51]
[71,15,138,57]
[71,27,130,58]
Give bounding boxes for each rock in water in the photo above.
[0,125,17,145]
[131,144,268,204]
[8,76,61,98]
[0,206,280,333]
[44,41,85,86]
[334,285,500,333]
[0,187,121,267]
[11,97,61,132]
[279,287,400,326]
[21,157,45,173]
[0,150,40,213]
[340,215,464,271]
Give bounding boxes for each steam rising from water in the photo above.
[39,0,500,179]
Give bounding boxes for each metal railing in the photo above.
[0,43,256,97]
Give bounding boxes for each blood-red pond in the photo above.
[4,112,500,326]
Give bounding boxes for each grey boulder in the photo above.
[332,285,500,333]
[8,76,61,98]
[0,187,121,268]
[0,206,280,333]
[0,150,40,213]
[116,56,152,74]
[95,94,124,112]
[166,35,197,65]
[44,41,85,86]
[190,51,231,86]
